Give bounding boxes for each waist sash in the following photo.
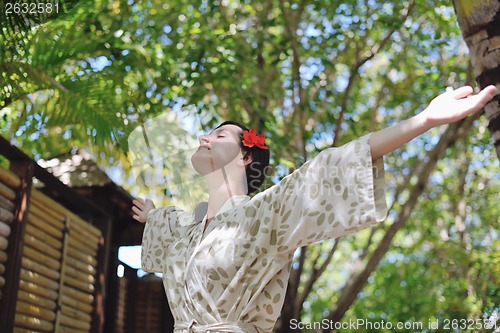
[174,320,258,333]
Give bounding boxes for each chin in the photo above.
[190,146,241,175]
[191,152,211,175]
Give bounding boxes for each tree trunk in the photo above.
[452,0,500,160]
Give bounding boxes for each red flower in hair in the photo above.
[242,128,268,150]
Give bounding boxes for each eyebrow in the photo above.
[210,128,231,135]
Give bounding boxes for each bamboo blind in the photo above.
[11,185,102,333]
[0,166,18,313]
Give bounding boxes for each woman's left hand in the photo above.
[132,198,155,223]
[420,85,497,128]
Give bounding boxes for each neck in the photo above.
[204,166,247,220]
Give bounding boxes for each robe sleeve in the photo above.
[141,207,174,273]
[245,132,387,254]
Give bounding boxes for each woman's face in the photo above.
[191,124,245,175]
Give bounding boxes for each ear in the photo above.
[242,151,253,166]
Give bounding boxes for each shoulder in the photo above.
[148,205,196,229]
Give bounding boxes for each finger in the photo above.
[479,85,498,98]
[450,86,473,99]
[132,214,142,222]
[461,94,490,114]
[133,199,144,209]
[133,198,145,205]
[132,206,141,214]
[472,86,497,107]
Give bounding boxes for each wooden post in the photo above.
[91,216,112,333]
[104,247,120,333]
[0,160,34,333]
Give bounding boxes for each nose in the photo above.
[198,134,209,144]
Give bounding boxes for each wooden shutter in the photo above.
[0,167,17,313]
[13,189,102,333]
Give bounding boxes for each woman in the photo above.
[132,85,497,333]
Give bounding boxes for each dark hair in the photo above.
[214,121,270,194]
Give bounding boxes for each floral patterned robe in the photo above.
[142,133,387,333]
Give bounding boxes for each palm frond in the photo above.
[0,0,82,38]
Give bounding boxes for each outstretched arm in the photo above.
[369,85,498,161]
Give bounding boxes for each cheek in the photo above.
[190,142,242,173]
[212,142,241,162]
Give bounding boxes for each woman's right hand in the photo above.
[132,198,155,223]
